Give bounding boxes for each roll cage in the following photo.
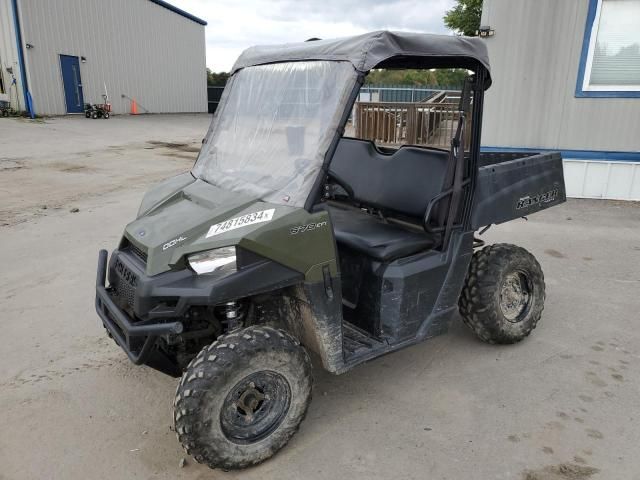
[306,65,488,252]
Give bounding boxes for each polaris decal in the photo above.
[206,209,275,238]
[290,221,328,235]
[516,189,559,210]
[163,236,187,251]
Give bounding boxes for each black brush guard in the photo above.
[95,250,183,365]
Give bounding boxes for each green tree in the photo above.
[207,69,230,86]
[444,0,483,36]
[365,69,468,88]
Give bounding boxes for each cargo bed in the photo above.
[472,151,566,229]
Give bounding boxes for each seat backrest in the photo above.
[329,138,449,218]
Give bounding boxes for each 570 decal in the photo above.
[290,221,328,235]
[516,189,559,210]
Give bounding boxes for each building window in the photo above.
[576,0,640,97]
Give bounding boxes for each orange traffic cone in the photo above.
[131,99,138,115]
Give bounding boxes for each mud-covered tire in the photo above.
[174,325,312,470]
[459,243,545,344]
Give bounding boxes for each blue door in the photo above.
[59,55,84,113]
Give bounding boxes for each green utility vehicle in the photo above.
[95,31,566,469]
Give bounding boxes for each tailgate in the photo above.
[471,151,566,229]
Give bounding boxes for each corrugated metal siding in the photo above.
[17,0,206,115]
[360,85,460,102]
[564,160,640,200]
[480,0,640,152]
[0,0,23,109]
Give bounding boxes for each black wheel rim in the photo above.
[220,370,291,445]
[499,270,533,323]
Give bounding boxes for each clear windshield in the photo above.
[192,61,357,206]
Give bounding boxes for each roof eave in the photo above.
[148,0,207,26]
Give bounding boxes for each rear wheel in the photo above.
[91,111,98,119]
[174,325,312,470]
[459,243,545,344]
[103,112,110,119]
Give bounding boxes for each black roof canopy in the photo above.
[232,31,492,88]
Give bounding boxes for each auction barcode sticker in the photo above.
[206,209,275,238]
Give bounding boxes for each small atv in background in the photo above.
[0,100,11,117]
[94,31,566,470]
[84,94,111,119]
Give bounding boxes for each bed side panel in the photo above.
[471,152,566,229]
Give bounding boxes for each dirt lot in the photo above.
[1,115,640,480]
[0,114,208,227]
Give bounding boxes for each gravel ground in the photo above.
[1,115,639,480]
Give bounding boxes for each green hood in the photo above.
[124,174,335,278]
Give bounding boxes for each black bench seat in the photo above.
[314,138,451,261]
[319,204,436,261]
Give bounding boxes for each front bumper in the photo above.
[95,250,183,365]
[94,246,304,371]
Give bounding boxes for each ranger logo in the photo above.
[516,189,559,210]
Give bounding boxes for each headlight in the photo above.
[188,246,237,275]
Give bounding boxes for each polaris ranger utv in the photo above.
[95,31,566,469]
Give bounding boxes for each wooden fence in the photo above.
[354,96,471,149]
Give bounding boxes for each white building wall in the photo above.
[0,0,24,110]
[480,0,640,200]
[563,160,640,200]
[15,0,207,115]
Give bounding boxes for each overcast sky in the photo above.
[170,0,456,71]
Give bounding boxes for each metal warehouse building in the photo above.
[0,0,207,116]
[480,0,640,200]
